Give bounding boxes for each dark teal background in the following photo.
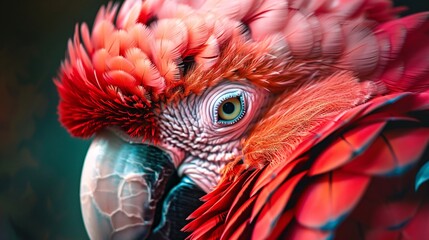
[0,1,110,239]
[0,1,428,239]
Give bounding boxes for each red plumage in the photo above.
[55,0,429,239]
[183,1,429,237]
[186,90,429,239]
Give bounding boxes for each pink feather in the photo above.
[153,19,188,58]
[318,15,344,58]
[335,22,380,77]
[200,0,256,20]
[117,0,142,29]
[183,14,210,51]
[283,10,317,57]
[247,0,288,40]
[106,56,135,73]
[195,35,220,70]
[128,23,154,59]
[92,48,111,73]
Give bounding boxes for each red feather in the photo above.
[309,122,386,176]
[296,171,370,230]
[252,172,305,239]
[343,128,429,175]
[377,13,429,93]
[186,90,429,238]
[286,223,331,240]
[55,0,429,239]
[250,160,301,212]
[402,201,429,240]
[221,196,255,239]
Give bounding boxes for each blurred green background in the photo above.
[0,1,428,239]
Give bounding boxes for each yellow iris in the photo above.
[218,97,242,121]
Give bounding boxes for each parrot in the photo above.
[55,0,429,239]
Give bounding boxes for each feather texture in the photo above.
[309,122,386,176]
[56,1,429,239]
[376,13,429,93]
[57,0,427,138]
[186,91,429,239]
[296,171,370,230]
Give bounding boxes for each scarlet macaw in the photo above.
[56,0,429,239]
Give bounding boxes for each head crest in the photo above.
[56,0,399,138]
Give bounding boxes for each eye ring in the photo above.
[213,91,246,125]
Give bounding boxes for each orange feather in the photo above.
[56,1,429,238]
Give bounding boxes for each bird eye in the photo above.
[214,92,245,125]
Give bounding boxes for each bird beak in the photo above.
[79,130,175,240]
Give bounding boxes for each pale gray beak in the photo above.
[79,130,174,239]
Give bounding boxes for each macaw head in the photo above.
[56,0,388,238]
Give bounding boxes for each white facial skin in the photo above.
[78,80,271,239]
[158,80,271,192]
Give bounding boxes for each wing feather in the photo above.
[250,160,300,215]
[343,128,429,176]
[287,223,332,240]
[309,122,385,176]
[186,90,429,239]
[221,196,255,239]
[296,171,370,230]
[252,172,305,239]
[402,201,429,240]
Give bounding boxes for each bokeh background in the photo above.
[0,1,428,239]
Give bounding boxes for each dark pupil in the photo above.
[222,101,235,114]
